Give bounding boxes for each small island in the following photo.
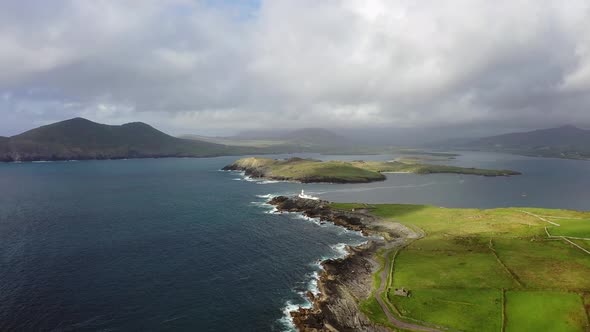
[222,157,521,183]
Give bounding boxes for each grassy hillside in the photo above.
[224,157,386,183]
[331,203,590,331]
[223,157,521,183]
[350,160,520,176]
[0,118,255,161]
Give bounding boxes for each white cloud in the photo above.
[1,0,590,135]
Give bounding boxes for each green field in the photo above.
[332,203,590,331]
[547,219,590,238]
[505,291,588,332]
[493,238,590,290]
[391,289,503,332]
[393,248,517,289]
[349,160,521,176]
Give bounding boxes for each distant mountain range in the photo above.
[182,128,349,148]
[0,118,252,162]
[179,127,375,155]
[235,128,349,146]
[457,125,590,159]
[4,118,587,162]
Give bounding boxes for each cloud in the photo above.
[0,0,589,135]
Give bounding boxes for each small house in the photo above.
[394,287,411,297]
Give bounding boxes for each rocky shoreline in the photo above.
[269,196,414,331]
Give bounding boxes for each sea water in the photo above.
[0,152,588,331]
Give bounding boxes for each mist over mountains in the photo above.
[454,125,590,159]
[1,117,589,162]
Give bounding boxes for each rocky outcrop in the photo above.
[290,241,391,332]
[269,196,370,234]
[269,196,406,332]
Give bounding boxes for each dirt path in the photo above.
[561,238,590,255]
[375,249,441,332]
[519,210,560,226]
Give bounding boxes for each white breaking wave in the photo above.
[279,300,305,332]
[265,206,280,214]
[330,243,349,259]
[257,180,282,184]
[256,194,275,199]
[254,194,369,332]
[308,271,320,296]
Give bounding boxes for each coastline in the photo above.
[268,196,415,331]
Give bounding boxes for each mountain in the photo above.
[0,118,249,162]
[461,125,590,159]
[181,127,357,153]
[230,127,348,145]
[279,128,349,146]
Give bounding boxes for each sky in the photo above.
[1,0,590,137]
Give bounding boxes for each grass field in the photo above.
[493,238,590,290]
[350,160,520,176]
[505,291,588,332]
[331,203,590,331]
[391,289,503,332]
[548,219,590,238]
[393,249,517,289]
[359,296,396,330]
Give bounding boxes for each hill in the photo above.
[183,127,367,153]
[460,125,590,159]
[196,128,349,147]
[0,118,250,162]
[279,128,349,146]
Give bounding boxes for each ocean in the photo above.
[0,152,588,331]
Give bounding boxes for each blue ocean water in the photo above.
[0,152,588,331]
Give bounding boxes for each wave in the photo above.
[265,206,280,214]
[279,300,302,332]
[31,160,80,163]
[308,271,320,296]
[256,194,275,199]
[249,200,279,214]
[251,193,369,331]
[330,243,349,259]
[256,180,282,184]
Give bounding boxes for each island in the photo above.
[222,157,521,183]
[270,196,590,332]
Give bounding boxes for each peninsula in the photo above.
[270,196,590,332]
[223,157,521,183]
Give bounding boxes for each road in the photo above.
[375,249,442,332]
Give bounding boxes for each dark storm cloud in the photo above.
[0,0,589,135]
